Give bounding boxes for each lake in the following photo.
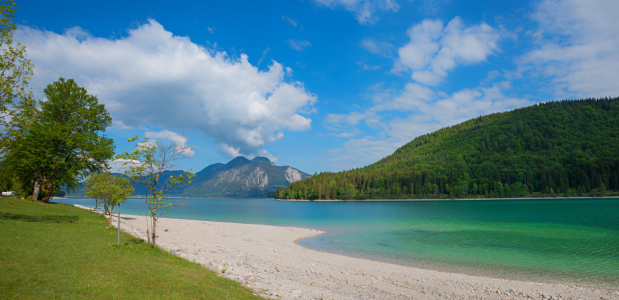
[55,197,619,289]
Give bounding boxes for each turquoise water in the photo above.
[55,197,619,289]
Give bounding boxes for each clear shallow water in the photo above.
[55,197,619,289]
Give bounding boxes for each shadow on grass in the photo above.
[0,212,79,223]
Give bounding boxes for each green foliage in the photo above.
[85,172,134,225]
[0,0,34,146]
[7,78,115,202]
[0,197,262,299]
[277,98,619,200]
[116,136,195,244]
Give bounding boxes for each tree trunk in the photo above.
[150,194,158,245]
[43,181,53,203]
[32,170,41,201]
[109,204,114,227]
[151,214,157,245]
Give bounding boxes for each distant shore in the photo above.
[103,212,619,300]
[276,196,619,202]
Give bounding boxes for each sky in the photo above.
[14,0,619,174]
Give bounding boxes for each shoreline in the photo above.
[276,196,619,202]
[100,211,618,300]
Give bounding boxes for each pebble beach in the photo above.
[108,213,619,300]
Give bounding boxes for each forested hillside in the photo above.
[276,98,619,200]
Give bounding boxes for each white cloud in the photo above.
[361,39,395,57]
[522,0,619,98]
[335,132,357,138]
[145,130,195,157]
[286,39,312,51]
[395,17,500,86]
[108,158,141,173]
[257,46,270,66]
[282,15,297,27]
[312,0,399,24]
[360,63,381,71]
[372,83,434,111]
[112,120,132,130]
[319,17,525,171]
[268,132,284,142]
[220,144,242,158]
[323,82,531,170]
[324,111,369,127]
[16,20,317,159]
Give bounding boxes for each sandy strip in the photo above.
[110,214,618,300]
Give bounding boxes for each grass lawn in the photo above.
[0,197,263,299]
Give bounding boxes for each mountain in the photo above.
[65,170,187,197]
[180,156,310,198]
[67,157,309,198]
[277,97,619,200]
[195,163,224,178]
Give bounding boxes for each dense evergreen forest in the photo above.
[275,98,619,200]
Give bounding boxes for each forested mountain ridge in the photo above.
[276,97,619,200]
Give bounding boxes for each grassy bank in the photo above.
[0,197,262,299]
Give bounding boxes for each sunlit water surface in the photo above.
[55,197,619,289]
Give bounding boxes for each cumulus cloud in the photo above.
[112,120,132,130]
[268,131,284,142]
[522,0,619,98]
[286,39,312,51]
[145,130,195,157]
[108,158,141,173]
[15,20,317,159]
[394,17,500,86]
[312,0,399,24]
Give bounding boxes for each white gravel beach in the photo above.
[110,213,618,300]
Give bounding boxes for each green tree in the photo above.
[9,78,115,202]
[0,0,34,147]
[84,173,109,212]
[107,176,134,220]
[116,136,195,245]
[85,172,134,226]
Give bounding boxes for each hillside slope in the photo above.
[277,97,619,200]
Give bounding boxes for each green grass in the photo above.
[0,197,263,299]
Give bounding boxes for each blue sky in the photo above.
[16,0,619,174]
